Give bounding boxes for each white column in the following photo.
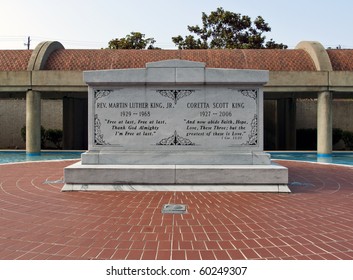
[317,91,332,156]
[26,90,41,155]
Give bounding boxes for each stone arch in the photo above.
[295,41,332,71]
[27,41,64,71]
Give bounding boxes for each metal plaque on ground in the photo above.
[162,204,187,214]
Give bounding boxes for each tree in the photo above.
[108,32,158,49]
[172,7,287,49]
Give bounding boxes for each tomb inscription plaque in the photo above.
[92,87,259,149]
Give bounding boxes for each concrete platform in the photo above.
[62,162,289,192]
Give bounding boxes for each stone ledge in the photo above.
[62,183,290,193]
[81,151,271,165]
[63,162,289,192]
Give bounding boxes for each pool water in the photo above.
[1,151,353,166]
[269,152,353,166]
[0,151,82,164]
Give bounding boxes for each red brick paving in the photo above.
[0,160,353,260]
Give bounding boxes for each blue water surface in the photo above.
[269,151,353,166]
[0,151,82,164]
[1,150,353,166]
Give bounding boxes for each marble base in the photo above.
[62,183,290,193]
[63,162,290,193]
[81,151,271,165]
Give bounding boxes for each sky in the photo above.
[1,0,353,50]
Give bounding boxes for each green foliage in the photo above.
[21,126,63,149]
[172,7,287,50]
[20,126,26,143]
[108,32,159,49]
[45,129,63,149]
[21,125,46,148]
[342,131,353,149]
[171,35,207,49]
[333,128,343,146]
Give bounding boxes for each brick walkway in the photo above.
[0,160,353,260]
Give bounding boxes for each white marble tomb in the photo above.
[63,59,289,192]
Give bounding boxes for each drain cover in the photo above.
[162,204,187,214]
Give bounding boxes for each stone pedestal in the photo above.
[63,60,289,192]
[63,163,288,192]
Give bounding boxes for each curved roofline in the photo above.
[43,48,317,71]
[2,40,353,72]
[296,41,332,71]
[27,41,65,71]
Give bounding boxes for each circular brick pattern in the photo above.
[0,160,353,260]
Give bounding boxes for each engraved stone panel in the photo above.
[91,86,259,151]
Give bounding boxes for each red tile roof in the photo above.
[5,48,353,72]
[327,50,353,71]
[44,49,317,71]
[0,50,32,71]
